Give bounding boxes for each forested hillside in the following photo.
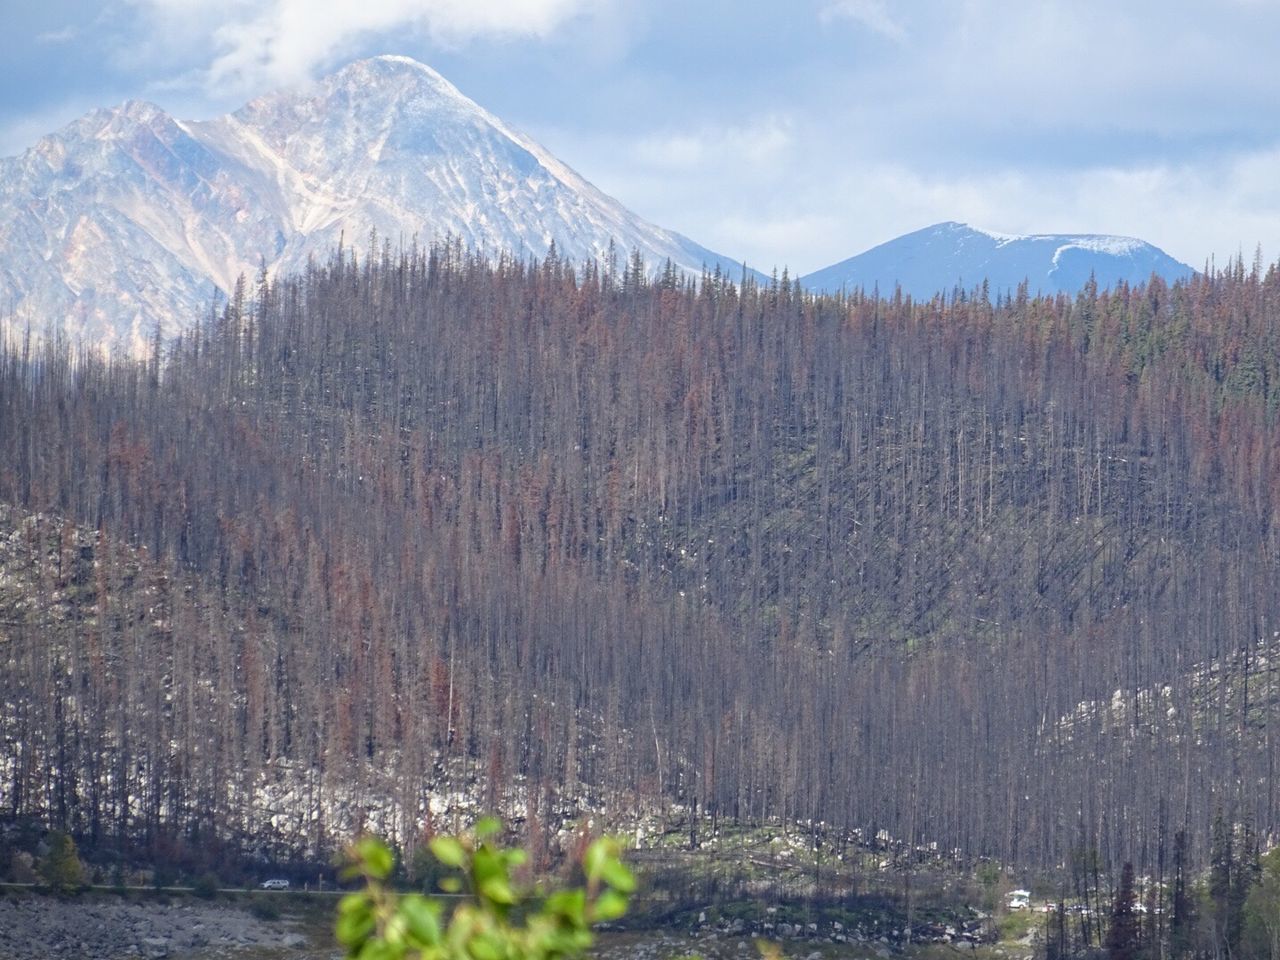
[3,241,1280,877]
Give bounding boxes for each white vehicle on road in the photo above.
[259,878,290,890]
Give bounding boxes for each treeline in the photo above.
[3,239,1280,876]
[1045,815,1280,960]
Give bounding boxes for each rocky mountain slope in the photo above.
[0,55,750,354]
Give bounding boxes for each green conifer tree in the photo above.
[39,831,85,892]
[1107,862,1142,960]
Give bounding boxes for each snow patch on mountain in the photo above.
[1051,234,1146,257]
[966,223,1023,246]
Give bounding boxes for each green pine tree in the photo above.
[1107,862,1142,960]
[39,831,85,892]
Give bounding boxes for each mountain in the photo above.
[800,220,1195,299]
[0,55,752,354]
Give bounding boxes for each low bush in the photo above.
[250,898,282,921]
[193,872,220,899]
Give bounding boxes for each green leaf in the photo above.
[399,901,445,952]
[545,889,587,922]
[355,837,395,880]
[467,932,506,960]
[400,896,443,946]
[356,939,401,960]
[439,876,463,893]
[475,816,502,839]
[472,847,503,887]
[583,840,608,881]
[335,902,377,947]
[384,914,409,947]
[592,889,629,922]
[430,836,466,868]
[339,892,371,916]
[600,858,635,894]
[541,928,592,957]
[478,875,516,905]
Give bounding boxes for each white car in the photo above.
[260,878,290,890]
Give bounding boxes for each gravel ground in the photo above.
[0,893,325,960]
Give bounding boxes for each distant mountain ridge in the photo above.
[0,55,753,354]
[800,221,1195,299]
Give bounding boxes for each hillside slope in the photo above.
[3,247,1279,878]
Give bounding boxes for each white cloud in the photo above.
[634,116,793,173]
[122,0,596,93]
[36,26,78,44]
[714,211,847,272]
[820,0,908,43]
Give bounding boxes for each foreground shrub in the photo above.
[336,818,634,960]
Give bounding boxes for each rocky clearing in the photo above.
[0,892,330,960]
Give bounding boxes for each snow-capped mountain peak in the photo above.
[0,55,748,354]
[801,221,1193,299]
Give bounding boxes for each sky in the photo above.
[3,0,1280,275]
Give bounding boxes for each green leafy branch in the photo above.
[336,817,635,960]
